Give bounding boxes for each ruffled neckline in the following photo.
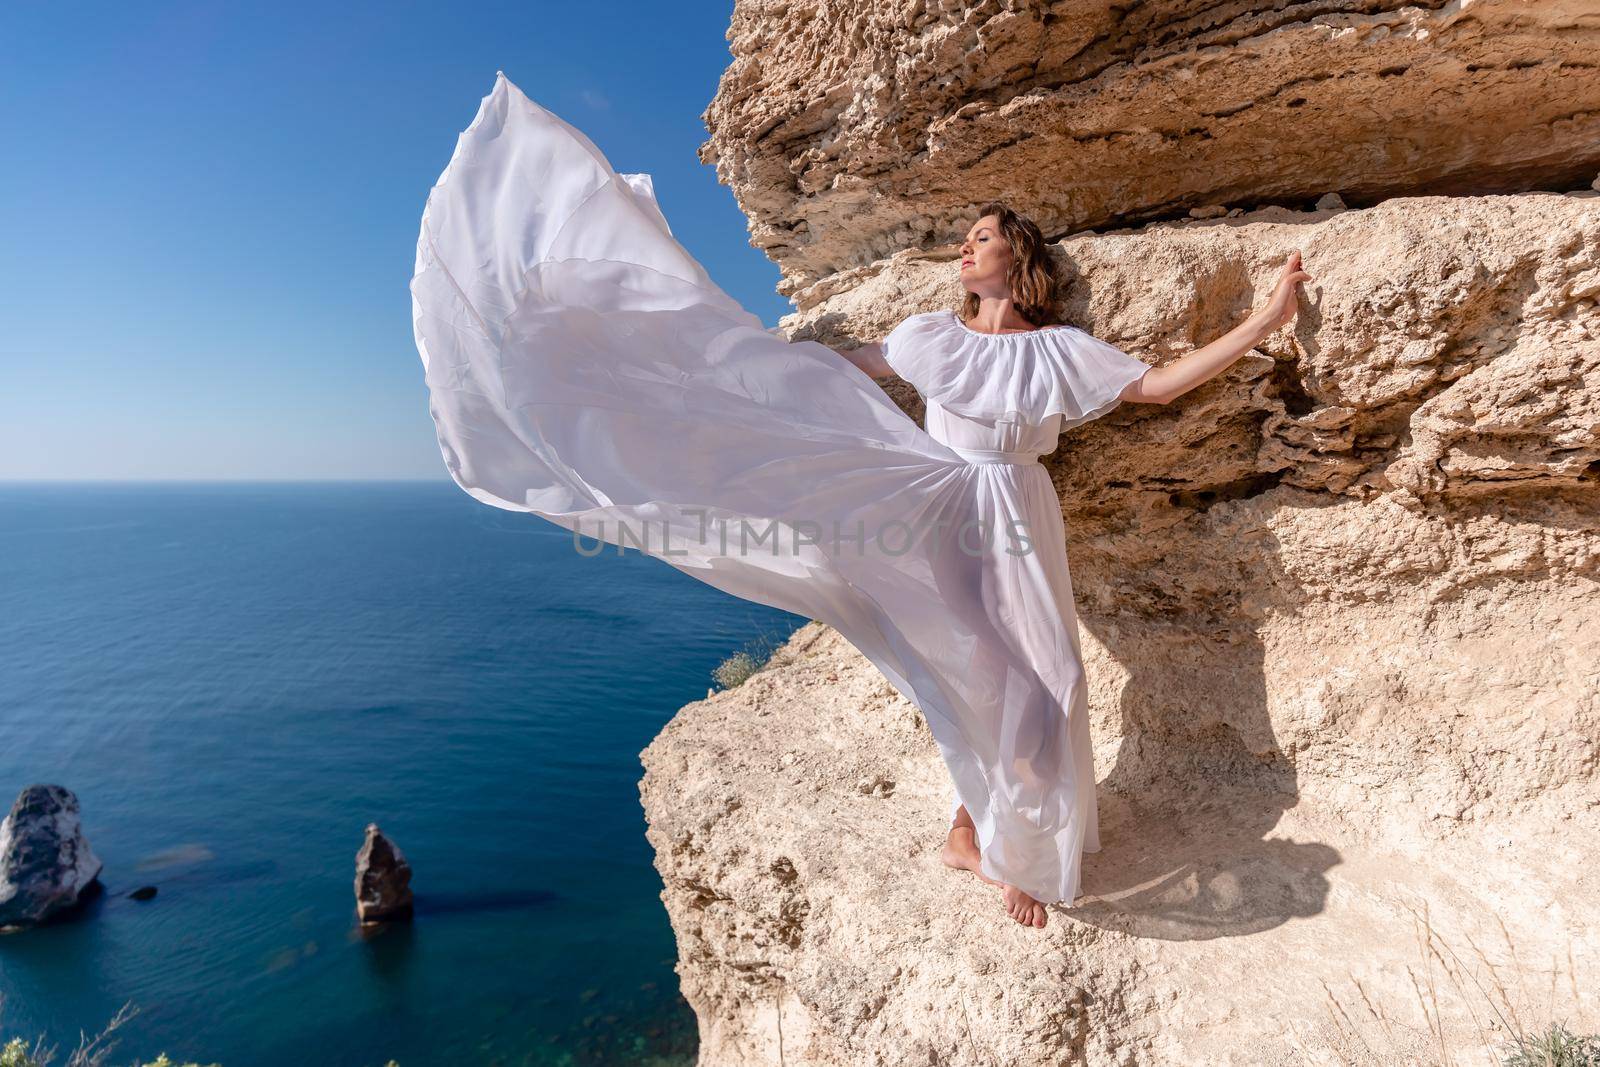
[880,309,1151,427]
[943,309,1076,341]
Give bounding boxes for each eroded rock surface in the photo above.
[641,618,1599,1065]
[702,0,1600,302]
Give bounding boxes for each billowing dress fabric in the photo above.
[410,73,1152,906]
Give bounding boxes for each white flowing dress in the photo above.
[410,73,1152,906]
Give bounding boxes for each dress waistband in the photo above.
[946,444,1043,466]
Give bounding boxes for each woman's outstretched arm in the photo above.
[828,339,898,382]
[1125,250,1314,405]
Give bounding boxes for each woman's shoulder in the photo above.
[885,309,957,338]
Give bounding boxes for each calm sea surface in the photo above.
[0,481,804,1067]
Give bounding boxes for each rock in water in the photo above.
[354,822,413,924]
[0,784,104,930]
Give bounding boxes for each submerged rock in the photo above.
[354,822,413,924]
[0,784,104,930]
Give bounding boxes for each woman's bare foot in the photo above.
[939,824,1002,885]
[1002,883,1048,928]
[941,804,1002,886]
[942,805,1049,927]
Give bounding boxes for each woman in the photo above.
[411,73,1311,930]
[829,205,1308,927]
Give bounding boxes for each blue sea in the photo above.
[0,481,804,1067]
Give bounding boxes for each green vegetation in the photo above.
[0,1032,404,1067]
[709,628,788,690]
[0,998,395,1067]
[710,650,761,689]
[1502,1024,1600,1067]
[0,1004,212,1067]
[0,1048,218,1067]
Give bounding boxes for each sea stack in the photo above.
[354,822,414,924]
[0,784,105,930]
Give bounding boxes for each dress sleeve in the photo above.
[879,312,948,397]
[1049,328,1152,429]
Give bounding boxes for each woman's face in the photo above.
[959,214,1012,296]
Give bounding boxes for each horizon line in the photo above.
[0,476,459,485]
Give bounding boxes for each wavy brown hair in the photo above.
[958,201,1064,328]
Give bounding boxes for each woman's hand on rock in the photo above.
[1261,250,1314,331]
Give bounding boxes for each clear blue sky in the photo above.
[1,1,790,481]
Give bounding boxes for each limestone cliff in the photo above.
[641,618,1598,1064]
[640,3,1600,1063]
[701,0,1600,303]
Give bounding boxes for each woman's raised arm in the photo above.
[1127,250,1313,405]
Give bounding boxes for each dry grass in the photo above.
[710,627,789,691]
[0,998,168,1067]
[711,650,762,690]
[1284,897,1596,1067]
